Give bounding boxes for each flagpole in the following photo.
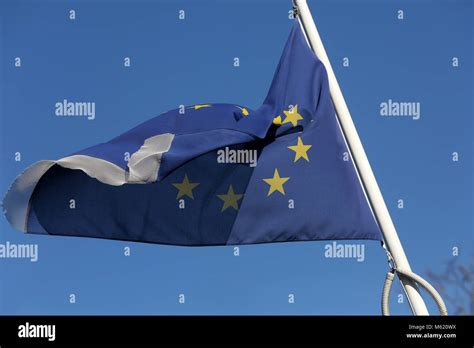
[293,0,429,315]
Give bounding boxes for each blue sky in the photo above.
[0,0,472,315]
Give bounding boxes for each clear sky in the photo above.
[0,0,472,315]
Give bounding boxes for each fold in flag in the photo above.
[3,21,381,245]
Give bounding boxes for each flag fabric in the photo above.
[2,21,382,245]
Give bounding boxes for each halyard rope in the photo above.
[381,246,448,316]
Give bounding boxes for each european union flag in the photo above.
[3,21,381,245]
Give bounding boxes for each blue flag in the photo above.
[3,21,381,245]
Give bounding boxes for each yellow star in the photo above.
[193,104,211,110]
[288,136,312,162]
[273,115,282,125]
[217,185,243,212]
[282,105,303,127]
[172,174,200,199]
[263,169,290,196]
[235,105,249,116]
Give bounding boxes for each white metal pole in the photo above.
[293,0,429,315]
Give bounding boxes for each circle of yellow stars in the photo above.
[171,103,312,210]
